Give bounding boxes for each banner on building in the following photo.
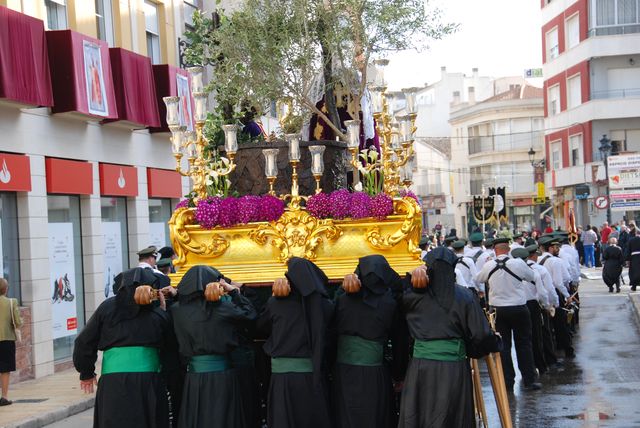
[608,153,640,189]
[48,223,78,340]
[473,196,494,223]
[103,222,123,299]
[149,222,167,249]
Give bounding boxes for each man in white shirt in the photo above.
[510,232,525,250]
[537,236,575,359]
[453,240,483,296]
[526,244,559,368]
[512,247,548,376]
[475,237,495,272]
[475,238,540,391]
[464,232,485,260]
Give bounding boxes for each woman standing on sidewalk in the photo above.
[0,278,22,406]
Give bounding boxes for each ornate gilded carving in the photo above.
[169,208,230,265]
[249,209,343,262]
[365,197,422,256]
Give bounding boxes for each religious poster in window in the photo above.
[103,222,123,299]
[83,40,109,116]
[48,223,78,339]
[176,73,193,130]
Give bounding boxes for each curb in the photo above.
[4,397,94,428]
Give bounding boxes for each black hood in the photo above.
[112,267,161,324]
[423,247,457,311]
[285,257,329,297]
[177,265,223,297]
[355,255,401,308]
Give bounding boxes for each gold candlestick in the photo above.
[267,177,277,196]
[313,174,322,194]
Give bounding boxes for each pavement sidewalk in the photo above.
[0,368,94,428]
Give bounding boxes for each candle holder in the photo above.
[309,145,326,194]
[262,148,279,196]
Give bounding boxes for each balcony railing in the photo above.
[469,135,543,155]
[588,24,640,37]
[591,88,640,100]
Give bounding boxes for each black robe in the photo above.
[603,245,624,287]
[258,257,334,428]
[398,249,500,428]
[171,266,257,428]
[74,268,174,428]
[627,236,640,286]
[332,255,403,428]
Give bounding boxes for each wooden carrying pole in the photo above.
[484,311,513,428]
[471,358,488,427]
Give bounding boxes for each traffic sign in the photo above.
[532,197,546,205]
[594,196,609,209]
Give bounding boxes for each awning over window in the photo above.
[46,30,118,119]
[46,158,93,195]
[99,163,138,197]
[150,64,195,133]
[0,6,53,106]
[107,48,161,128]
[147,168,182,198]
[0,152,31,192]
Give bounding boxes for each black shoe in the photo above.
[0,397,12,406]
[609,287,613,293]
[524,382,542,391]
[632,285,637,292]
[616,287,621,293]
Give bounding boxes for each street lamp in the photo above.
[599,134,612,223]
[528,146,545,168]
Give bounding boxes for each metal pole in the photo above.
[604,153,612,224]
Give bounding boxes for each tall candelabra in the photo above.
[343,59,417,195]
[163,66,238,202]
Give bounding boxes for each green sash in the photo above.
[101,346,161,375]
[337,335,383,366]
[413,339,466,362]
[188,354,230,373]
[271,357,313,373]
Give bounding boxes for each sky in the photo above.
[386,0,543,90]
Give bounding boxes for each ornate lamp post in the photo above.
[599,134,612,224]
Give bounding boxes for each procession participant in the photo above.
[157,258,173,276]
[510,232,525,250]
[398,247,501,427]
[558,232,581,291]
[158,247,177,273]
[475,237,495,271]
[258,257,334,428]
[603,237,625,293]
[526,244,559,369]
[626,232,640,291]
[538,236,575,359]
[464,232,484,260]
[73,268,174,428]
[511,247,548,376]
[475,237,540,390]
[171,265,256,428]
[453,240,483,296]
[333,255,402,428]
[137,246,161,272]
[444,235,457,250]
[418,235,429,260]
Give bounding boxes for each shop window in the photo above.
[45,0,68,30]
[0,193,20,302]
[95,0,115,46]
[48,195,84,361]
[101,197,129,299]
[149,199,172,248]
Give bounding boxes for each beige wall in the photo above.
[3,0,178,66]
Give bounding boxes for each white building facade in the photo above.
[541,0,640,228]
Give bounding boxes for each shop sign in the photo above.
[608,154,640,189]
[0,152,31,192]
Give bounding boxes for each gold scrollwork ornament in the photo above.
[249,209,343,262]
[169,208,230,265]
[366,197,422,256]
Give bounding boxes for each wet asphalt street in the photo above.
[46,275,640,428]
[481,274,640,427]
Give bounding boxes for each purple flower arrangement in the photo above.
[189,195,285,229]
[176,199,190,209]
[399,189,419,204]
[307,190,395,220]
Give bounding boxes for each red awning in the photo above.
[46,30,118,119]
[150,64,195,133]
[46,158,93,195]
[147,168,182,198]
[99,163,138,197]
[0,6,53,106]
[0,152,31,192]
[107,48,160,128]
